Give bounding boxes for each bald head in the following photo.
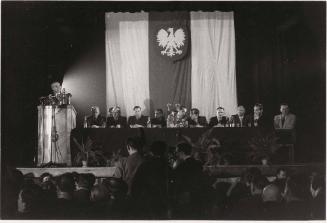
[262,184,282,202]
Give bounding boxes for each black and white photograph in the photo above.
[1,0,326,220]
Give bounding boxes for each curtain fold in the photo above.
[190,11,237,120]
[105,12,150,117]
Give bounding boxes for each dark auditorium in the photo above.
[1,1,326,220]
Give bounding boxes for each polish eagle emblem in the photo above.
[157,28,185,57]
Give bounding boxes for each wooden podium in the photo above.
[37,105,76,166]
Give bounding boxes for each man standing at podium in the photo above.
[37,79,76,166]
[51,80,62,95]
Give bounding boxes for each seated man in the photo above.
[209,107,229,127]
[230,105,251,127]
[188,108,208,127]
[274,103,296,130]
[107,107,114,117]
[128,106,148,128]
[106,106,127,128]
[86,106,106,128]
[250,103,270,128]
[151,109,166,128]
[167,110,178,128]
[175,109,189,128]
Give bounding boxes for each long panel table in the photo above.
[71,128,293,164]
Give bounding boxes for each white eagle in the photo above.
[157,28,185,57]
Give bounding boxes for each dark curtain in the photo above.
[234,3,326,161]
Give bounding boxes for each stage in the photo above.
[70,127,296,166]
[17,163,324,178]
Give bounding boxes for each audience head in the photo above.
[41,179,56,192]
[250,175,269,195]
[102,177,128,198]
[280,103,290,116]
[176,143,192,160]
[150,140,167,158]
[254,103,263,116]
[112,106,121,119]
[40,173,53,183]
[310,174,325,198]
[56,173,75,194]
[91,106,100,118]
[50,80,62,95]
[283,175,307,201]
[237,105,246,116]
[17,184,43,214]
[216,107,225,118]
[76,174,93,190]
[126,137,142,155]
[90,184,109,203]
[133,106,142,118]
[276,168,287,180]
[154,109,163,119]
[262,184,282,202]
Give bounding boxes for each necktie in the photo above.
[239,116,243,127]
[281,116,285,127]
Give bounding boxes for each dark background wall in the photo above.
[1,1,325,167]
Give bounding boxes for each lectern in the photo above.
[37,105,76,166]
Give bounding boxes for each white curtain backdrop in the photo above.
[105,12,150,117]
[191,11,238,120]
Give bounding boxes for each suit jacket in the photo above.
[151,117,166,128]
[173,157,203,194]
[273,113,296,129]
[188,116,208,127]
[209,116,229,127]
[127,115,148,127]
[123,152,144,194]
[230,114,251,127]
[86,115,106,127]
[250,114,271,129]
[106,116,127,128]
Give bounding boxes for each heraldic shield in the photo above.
[153,22,189,61]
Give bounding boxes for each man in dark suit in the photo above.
[128,106,148,128]
[250,103,270,128]
[274,103,296,130]
[122,137,144,195]
[86,106,106,128]
[188,108,208,127]
[172,143,206,218]
[150,109,166,128]
[230,105,251,127]
[106,106,127,128]
[209,107,229,127]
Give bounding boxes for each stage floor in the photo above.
[17,163,324,178]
